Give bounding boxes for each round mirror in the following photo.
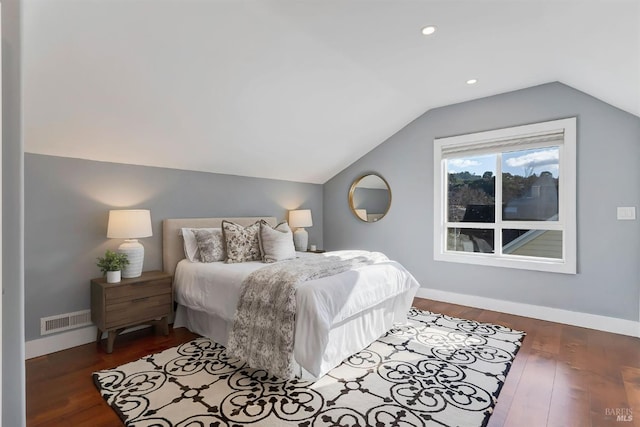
[348,174,392,222]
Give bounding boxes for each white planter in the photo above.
[106,270,121,283]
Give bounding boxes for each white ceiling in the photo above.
[23,0,640,184]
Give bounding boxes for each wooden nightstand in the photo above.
[91,270,173,353]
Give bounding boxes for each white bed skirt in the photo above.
[173,288,416,380]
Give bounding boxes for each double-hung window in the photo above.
[433,118,576,274]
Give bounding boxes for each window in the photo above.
[433,118,576,274]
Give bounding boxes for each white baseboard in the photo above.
[25,324,151,360]
[26,289,639,359]
[416,288,640,338]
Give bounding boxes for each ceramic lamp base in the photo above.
[293,228,309,252]
[118,239,145,278]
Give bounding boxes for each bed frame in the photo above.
[162,216,416,379]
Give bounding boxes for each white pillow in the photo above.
[258,221,296,263]
[180,227,222,262]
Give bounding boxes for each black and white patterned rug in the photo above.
[93,308,525,426]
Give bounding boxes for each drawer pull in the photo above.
[132,297,149,303]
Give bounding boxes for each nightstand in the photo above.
[91,270,172,353]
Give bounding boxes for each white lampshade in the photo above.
[107,210,153,238]
[107,210,152,279]
[289,209,313,228]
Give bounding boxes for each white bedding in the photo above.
[174,250,420,376]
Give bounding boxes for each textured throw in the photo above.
[94,308,525,427]
[226,252,388,378]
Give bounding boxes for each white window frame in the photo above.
[433,118,576,274]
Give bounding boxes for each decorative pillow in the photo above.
[180,227,223,262]
[221,220,261,263]
[258,220,296,263]
[193,229,225,263]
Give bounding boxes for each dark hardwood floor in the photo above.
[26,298,640,426]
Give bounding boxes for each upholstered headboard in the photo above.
[162,217,277,276]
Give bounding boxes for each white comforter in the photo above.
[174,250,420,376]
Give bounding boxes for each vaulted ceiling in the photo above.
[23,0,639,184]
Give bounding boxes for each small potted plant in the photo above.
[97,250,129,283]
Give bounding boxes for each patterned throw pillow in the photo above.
[181,227,221,262]
[258,220,296,263]
[192,229,225,262]
[221,220,261,263]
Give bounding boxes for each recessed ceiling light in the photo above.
[466,79,478,85]
[421,26,436,36]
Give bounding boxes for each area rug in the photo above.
[93,308,525,427]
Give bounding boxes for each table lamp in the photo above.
[289,209,313,251]
[107,209,152,278]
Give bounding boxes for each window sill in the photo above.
[434,251,576,274]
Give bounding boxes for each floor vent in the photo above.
[40,310,92,335]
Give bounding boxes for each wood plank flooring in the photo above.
[26,298,639,426]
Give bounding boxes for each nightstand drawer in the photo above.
[105,279,171,303]
[105,293,172,329]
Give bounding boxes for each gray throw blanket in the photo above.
[226,252,387,378]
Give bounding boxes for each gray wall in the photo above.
[3,0,26,424]
[324,82,640,322]
[24,154,323,341]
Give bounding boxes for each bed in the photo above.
[163,216,420,380]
